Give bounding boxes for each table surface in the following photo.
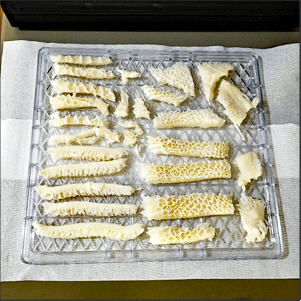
[1,9,299,300]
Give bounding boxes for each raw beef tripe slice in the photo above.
[43,201,138,217]
[141,193,234,220]
[141,159,231,184]
[51,79,115,102]
[114,90,129,118]
[197,62,234,102]
[148,136,229,158]
[133,97,150,119]
[33,220,144,240]
[154,109,225,129]
[50,95,109,116]
[237,193,267,243]
[149,62,195,96]
[50,55,112,66]
[54,64,115,80]
[147,223,215,245]
[142,85,187,107]
[123,130,138,146]
[94,127,121,144]
[39,158,127,179]
[116,67,141,85]
[35,182,137,200]
[47,146,128,161]
[236,151,262,191]
[118,120,144,136]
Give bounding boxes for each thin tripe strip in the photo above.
[114,90,129,118]
[50,55,112,66]
[116,67,141,84]
[133,97,150,119]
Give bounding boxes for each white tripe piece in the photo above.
[49,113,109,128]
[236,151,263,191]
[33,220,144,240]
[197,62,234,102]
[94,127,121,144]
[39,158,127,179]
[123,130,138,146]
[141,193,234,220]
[50,55,112,66]
[114,90,129,118]
[51,79,115,102]
[54,64,115,80]
[141,159,231,184]
[47,146,128,161]
[142,85,187,106]
[118,120,144,136]
[50,95,110,116]
[153,109,225,129]
[149,62,195,96]
[148,136,229,158]
[147,223,215,245]
[43,201,138,217]
[237,193,267,243]
[116,67,141,84]
[216,80,260,125]
[35,182,137,200]
[133,97,150,119]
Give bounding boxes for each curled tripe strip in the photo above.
[50,55,112,66]
[33,220,144,240]
[118,120,144,136]
[114,90,129,118]
[43,201,138,217]
[35,182,137,200]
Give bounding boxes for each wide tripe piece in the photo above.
[237,193,267,243]
[154,109,225,129]
[141,193,234,220]
[197,62,234,102]
[49,113,109,128]
[54,64,115,80]
[147,223,215,245]
[50,55,112,66]
[236,151,262,191]
[43,201,138,217]
[114,90,129,118]
[35,182,137,200]
[39,158,127,179]
[148,136,229,158]
[141,159,231,184]
[33,220,144,240]
[216,80,259,125]
[116,67,141,84]
[142,85,187,106]
[149,62,195,96]
[51,79,115,102]
[133,97,150,119]
[50,95,109,116]
[47,146,128,161]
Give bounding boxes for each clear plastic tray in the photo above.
[21,46,283,264]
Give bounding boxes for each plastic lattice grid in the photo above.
[21,47,283,264]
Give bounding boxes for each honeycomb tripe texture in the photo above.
[50,55,112,66]
[236,151,262,191]
[148,136,229,159]
[33,220,144,240]
[141,159,231,184]
[154,109,225,129]
[50,95,110,116]
[39,158,127,179]
[49,113,109,128]
[34,182,137,200]
[43,201,138,217]
[47,146,128,161]
[116,67,141,85]
[118,120,144,136]
[54,63,115,80]
[51,79,116,102]
[49,128,100,146]
[142,85,187,106]
[141,193,234,220]
[147,223,215,245]
[114,90,129,118]
[237,193,267,243]
[149,62,195,96]
[133,97,150,119]
[216,80,260,125]
[123,130,138,146]
[197,62,234,102]
[94,127,121,144]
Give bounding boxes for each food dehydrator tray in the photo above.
[21,46,283,264]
